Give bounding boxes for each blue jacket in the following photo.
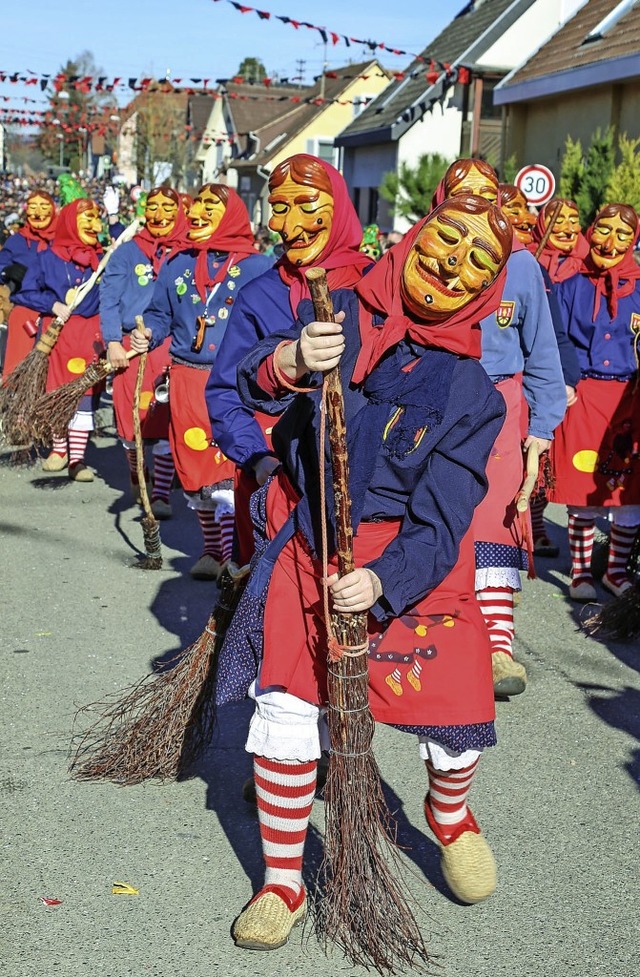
[35,250,99,318]
[0,234,56,314]
[99,239,171,343]
[238,289,506,623]
[480,249,566,439]
[554,272,640,379]
[206,268,295,470]
[144,249,273,367]
[540,266,581,388]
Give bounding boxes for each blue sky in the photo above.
[0,0,460,109]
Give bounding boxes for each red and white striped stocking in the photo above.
[568,513,595,586]
[151,453,175,503]
[529,490,547,543]
[426,758,480,839]
[606,523,637,588]
[195,509,222,561]
[254,756,317,898]
[51,436,67,457]
[68,429,89,466]
[476,587,515,658]
[218,511,235,563]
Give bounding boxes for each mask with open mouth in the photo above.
[543,199,581,254]
[145,189,179,238]
[187,186,228,242]
[25,192,55,232]
[401,195,511,320]
[499,184,536,245]
[588,204,637,271]
[76,201,102,246]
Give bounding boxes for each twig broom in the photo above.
[306,268,429,974]
[69,560,250,784]
[584,526,640,640]
[0,218,142,447]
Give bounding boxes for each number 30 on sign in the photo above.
[515,164,556,206]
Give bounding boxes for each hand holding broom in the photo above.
[305,268,428,973]
[0,217,143,447]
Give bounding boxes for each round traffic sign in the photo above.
[515,164,556,206]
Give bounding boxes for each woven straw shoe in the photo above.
[533,535,559,558]
[150,498,172,520]
[68,462,94,482]
[190,554,222,580]
[602,573,633,598]
[232,885,306,950]
[425,797,496,905]
[491,651,527,697]
[42,452,68,472]
[569,578,597,602]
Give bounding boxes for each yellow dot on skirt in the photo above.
[572,449,598,473]
[442,615,455,628]
[67,357,86,374]
[139,391,153,410]
[184,427,209,451]
[414,625,428,637]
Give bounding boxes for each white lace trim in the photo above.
[475,567,522,591]
[418,739,482,770]
[68,409,94,432]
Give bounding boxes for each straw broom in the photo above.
[29,347,138,446]
[306,269,429,974]
[69,560,250,784]
[131,315,162,569]
[585,527,640,640]
[0,218,142,448]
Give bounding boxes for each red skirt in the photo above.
[168,363,234,491]
[234,411,275,566]
[2,306,43,378]
[471,376,529,548]
[548,377,640,506]
[261,474,495,727]
[111,335,171,441]
[46,314,104,394]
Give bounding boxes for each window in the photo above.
[352,95,373,119]
[306,138,337,166]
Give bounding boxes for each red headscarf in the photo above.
[352,202,512,384]
[19,190,58,251]
[273,155,373,313]
[191,186,256,302]
[134,189,190,275]
[580,206,640,321]
[528,204,589,282]
[51,199,102,270]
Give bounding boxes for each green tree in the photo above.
[558,135,584,200]
[575,127,615,227]
[236,57,267,83]
[37,51,116,171]
[379,153,450,224]
[501,153,519,184]
[606,133,640,212]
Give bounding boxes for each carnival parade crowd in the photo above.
[1,155,638,952]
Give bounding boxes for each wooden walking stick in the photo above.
[534,198,563,261]
[306,268,429,974]
[0,218,142,448]
[131,315,162,570]
[70,559,251,783]
[515,441,540,513]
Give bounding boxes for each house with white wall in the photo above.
[335,0,585,232]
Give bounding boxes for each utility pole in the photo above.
[295,59,306,88]
[320,41,328,100]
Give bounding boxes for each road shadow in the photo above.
[577,682,640,793]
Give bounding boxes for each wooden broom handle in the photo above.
[132,315,153,519]
[516,442,540,513]
[534,198,563,260]
[306,267,355,577]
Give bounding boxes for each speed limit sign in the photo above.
[515,164,556,206]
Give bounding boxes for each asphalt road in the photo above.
[1,423,639,977]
